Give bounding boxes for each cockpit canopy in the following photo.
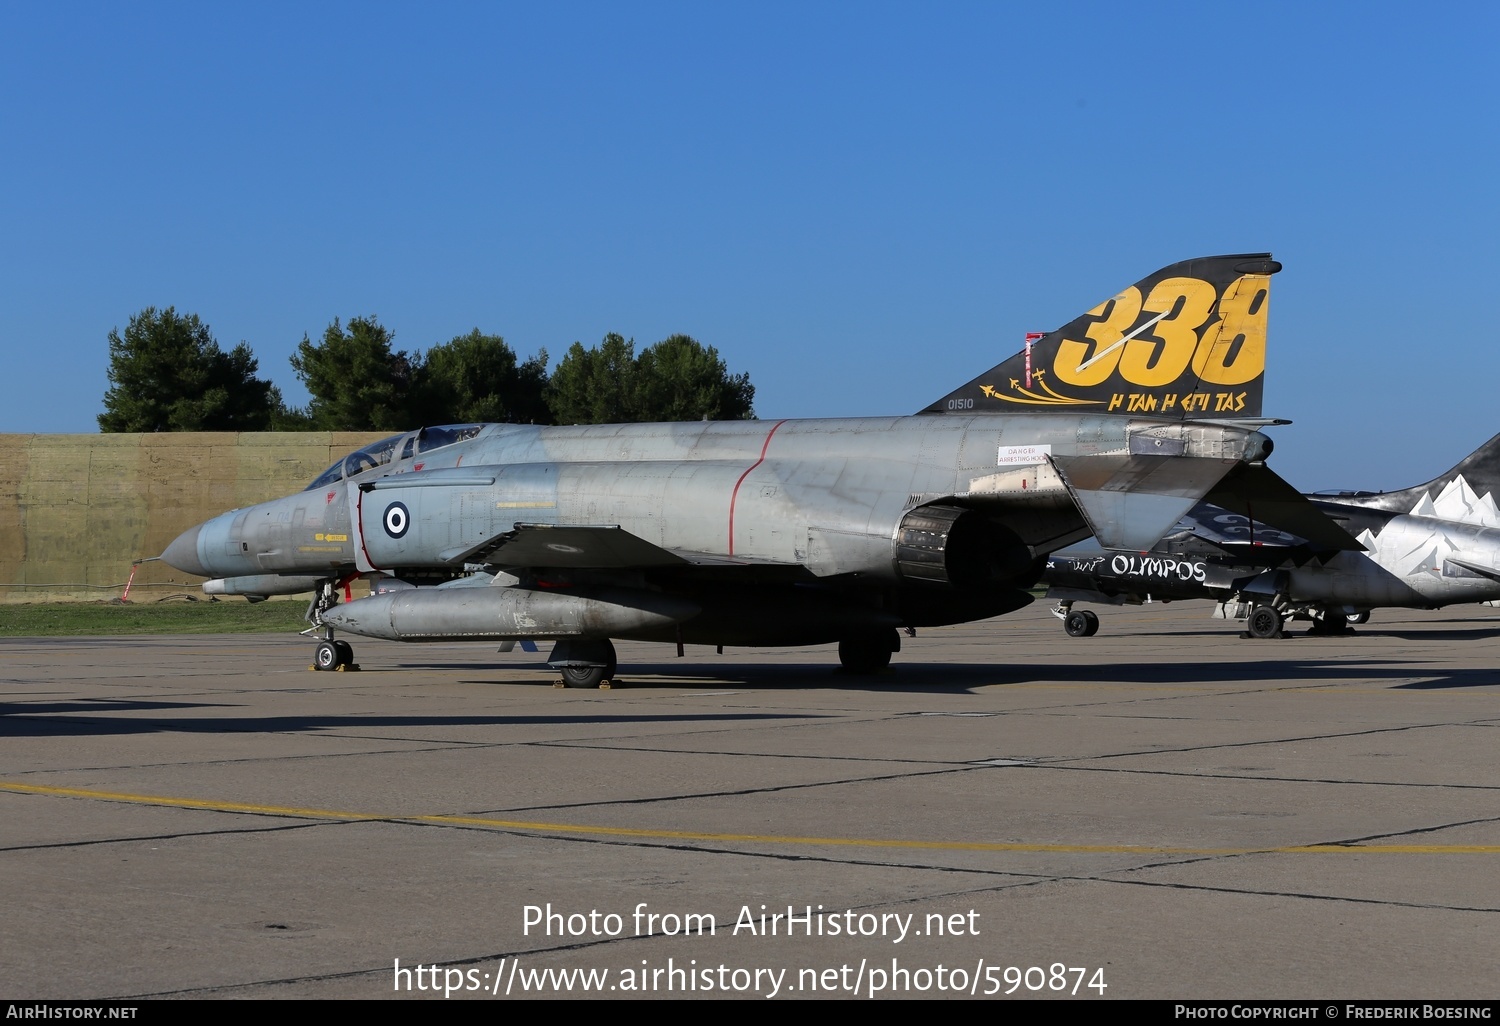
[305,424,486,490]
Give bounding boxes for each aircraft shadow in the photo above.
[0,700,817,739]
[449,656,1493,694]
[6,657,1493,738]
[1056,625,1500,642]
[1354,627,1500,642]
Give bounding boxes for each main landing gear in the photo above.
[549,638,617,688]
[547,627,908,684]
[837,628,901,674]
[1240,604,1357,640]
[1244,604,1284,639]
[1051,601,1100,638]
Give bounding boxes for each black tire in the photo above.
[560,664,609,689]
[334,640,354,666]
[1347,611,1370,626]
[1064,611,1091,638]
[838,629,896,674]
[1247,605,1283,639]
[1081,610,1100,637]
[314,640,341,671]
[552,640,617,688]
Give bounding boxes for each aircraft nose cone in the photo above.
[161,525,207,577]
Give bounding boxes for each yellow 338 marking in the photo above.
[1054,273,1270,389]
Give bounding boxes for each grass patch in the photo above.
[0,599,310,637]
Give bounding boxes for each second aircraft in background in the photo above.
[1043,433,1500,638]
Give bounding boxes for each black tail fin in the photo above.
[922,254,1282,418]
[1327,433,1500,516]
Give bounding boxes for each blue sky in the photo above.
[2,2,1497,490]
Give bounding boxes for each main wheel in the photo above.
[1064,611,1092,637]
[838,629,897,674]
[1347,611,1370,625]
[560,664,610,689]
[553,640,617,688]
[1247,605,1283,639]
[314,640,341,671]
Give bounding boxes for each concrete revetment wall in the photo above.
[0,432,385,603]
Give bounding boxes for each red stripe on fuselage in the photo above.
[728,420,788,556]
[354,488,385,572]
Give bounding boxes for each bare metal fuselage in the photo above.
[174,415,1261,580]
[166,413,1268,646]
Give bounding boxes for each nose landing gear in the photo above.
[307,579,358,671]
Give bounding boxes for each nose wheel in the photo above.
[313,638,357,671]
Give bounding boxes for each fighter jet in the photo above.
[162,253,1352,685]
[1043,432,1500,638]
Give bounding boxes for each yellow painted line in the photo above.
[4,782,383,821]
[6,781,1498,854]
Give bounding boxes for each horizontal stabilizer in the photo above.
[1205,464,1364,551]
[1051,453,1243,551]
[1444,558,1500,583]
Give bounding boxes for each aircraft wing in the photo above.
[442,524,689,568]
[1203,463,1365,551]
[442,523,815,579]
